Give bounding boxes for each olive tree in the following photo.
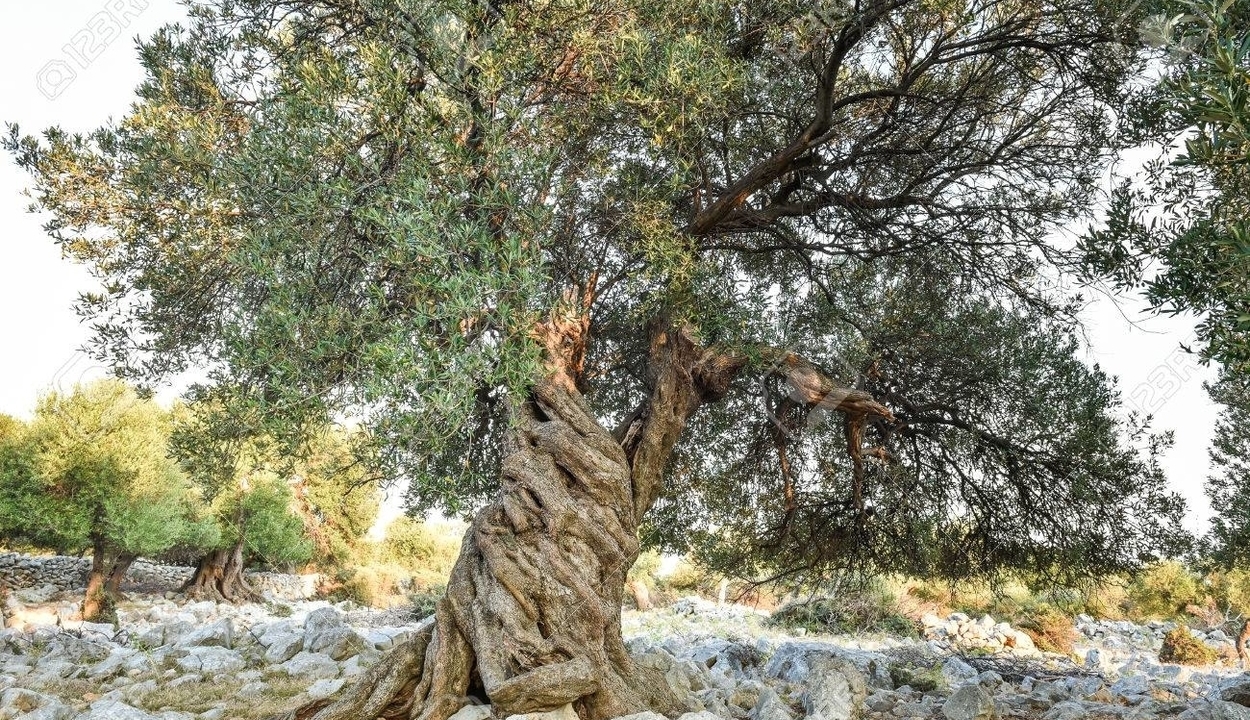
[0,380,210,620]
[8,0,1187,716]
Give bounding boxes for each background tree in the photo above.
[7,0,1188,717]
[173,402,322,601]
[0,380,210,620]
[292,428,382,571]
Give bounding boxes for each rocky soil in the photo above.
[0,589,1248,720]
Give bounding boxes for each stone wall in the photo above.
[0,553,319,600]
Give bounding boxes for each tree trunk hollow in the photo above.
[274,379,683,720]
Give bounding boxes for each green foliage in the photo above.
[329,564,408,608]
[379,517,463,592]
[172,401,379,572]
[626,551,664,590]
[1127,561,1205,619]
[1159,626,1218,665]
[1081,0,1250,371]
[1209,569,1250,616]
[408,584,446,619]
[213,475,312,568]
[770,583,920,637]
[651,282,1190,587]
[0,380,211,575]
[1204,373,1250,568]
[296,428,383,569]
[5,0,1187,590]
[265,602,294,618]
[888,663,945,693]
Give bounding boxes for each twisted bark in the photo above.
[182,541,258,603]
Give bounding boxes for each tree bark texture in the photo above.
[182,540,258,602]
[82,544,136,621]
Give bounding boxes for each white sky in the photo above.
[0,0,1220,534]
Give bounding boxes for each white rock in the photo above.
[174,646,246,675]
[302,607,344,648]
[1041,701,1087,720]
[749,688,794,720]
[941,657,979,687]
[1,687,55,714]
[177,619,233,649]
[308,627,367,661]
[803,656,866,720]
[942,684,996,720]
[80,698,158,720]
[263,633,304,664]
[306,677,347,701]
[279,651,340,680]
[447,704,492,720]
[504,704,580,720]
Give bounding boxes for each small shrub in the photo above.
[1014,607,1076,654]
[1158,626,1217,665]
[408,584,445,619]
[770,585,920,637]
[888,662,945,692]
[326,564,410,608]
[1127,562,1204,621]
[265,602,293,618]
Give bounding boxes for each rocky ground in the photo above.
[0,588,1248,720]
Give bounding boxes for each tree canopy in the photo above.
[7,0,1189,593]
[1204,370,1250,567]
[0,380,207,557]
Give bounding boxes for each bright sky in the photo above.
[0,0,1220,534]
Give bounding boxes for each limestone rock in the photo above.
[308,626,367,661]
[306,677,347,701]
[262,633,304,664]
[504,704,580,720]
[80,698,158,720]
[749,688,795,720]
[173,646,246,675]
[176,619,233,649]
[804,656,867,720]
[279,651,340,680]
[447,705,492,720]
[942,684,996,720]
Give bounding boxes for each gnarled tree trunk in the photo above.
[182,540,258,602]
[275,321,887,720]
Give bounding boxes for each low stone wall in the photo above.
[0,552,319,600]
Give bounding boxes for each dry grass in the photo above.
[1158,626,1217,666]
[133,673,311,719]
[1014,607,1077,655]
